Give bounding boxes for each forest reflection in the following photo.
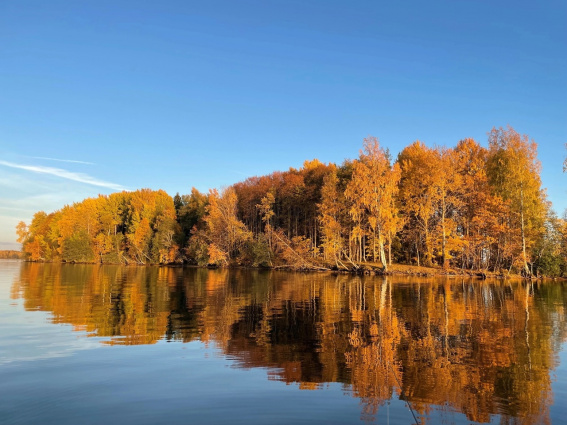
[12,263,567,424]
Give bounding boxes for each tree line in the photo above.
[16,126,567,276]
[0,250,23,259]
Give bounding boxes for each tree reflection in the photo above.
[13,264,567,423]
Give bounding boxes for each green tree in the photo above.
[177,187,208,248]
[63,231,95,262]
[532,209,564,277]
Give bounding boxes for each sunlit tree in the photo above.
[345,137,401,270]
[397,141,439,266]
[486,126,546,275]
[197,187,252,265]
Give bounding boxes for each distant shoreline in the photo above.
[0,250,23,260]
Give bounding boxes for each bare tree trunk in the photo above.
[442,194,447,268]
[520,187,530,276]
[388,230,392,266]
[378,231,387,271]
[373,227,377,262]
[424,222,432,266]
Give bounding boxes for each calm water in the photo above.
[1,261,566,424]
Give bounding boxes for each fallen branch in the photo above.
[271,231,330,271]
[344,253,360,270]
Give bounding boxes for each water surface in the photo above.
[1,261,566,424]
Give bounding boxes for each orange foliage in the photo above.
[17,127,556,275]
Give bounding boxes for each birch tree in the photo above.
[486,126,546,275]
[345,137,401,270]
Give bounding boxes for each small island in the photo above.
[15,127,565,279]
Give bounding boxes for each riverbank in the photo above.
[13,257,565,280]
[330,262,563,280]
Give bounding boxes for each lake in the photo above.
[1,260,566,424]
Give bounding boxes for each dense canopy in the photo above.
[17,127,567,277]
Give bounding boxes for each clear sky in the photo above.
[1,0,566,249]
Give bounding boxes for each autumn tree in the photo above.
[300,159,334,248]
[21,211,58,261]
[18,189,179,265]
[345,137,401,270]
[431,147,465,267]
[453,139,499,270]
[318,170,346,267]
[122,189,178,263]
[257,191,275,251]
[233,174,276,236]
[397,141,439,266]
[195,187,252,265]
[560,215,567,276]
[232,160,334,251]
[96,192,127,262]
[16,221,29,245]
[531,209,565,277]
[486,126,546,275]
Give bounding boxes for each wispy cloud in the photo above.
[0,160,125,191]
[29,156,95,165]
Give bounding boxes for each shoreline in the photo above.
[12,258,566,280]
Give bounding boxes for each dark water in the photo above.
[1,261,566,424]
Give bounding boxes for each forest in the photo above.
[16,126,567,277]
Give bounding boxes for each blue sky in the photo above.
[1,0,566,248]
